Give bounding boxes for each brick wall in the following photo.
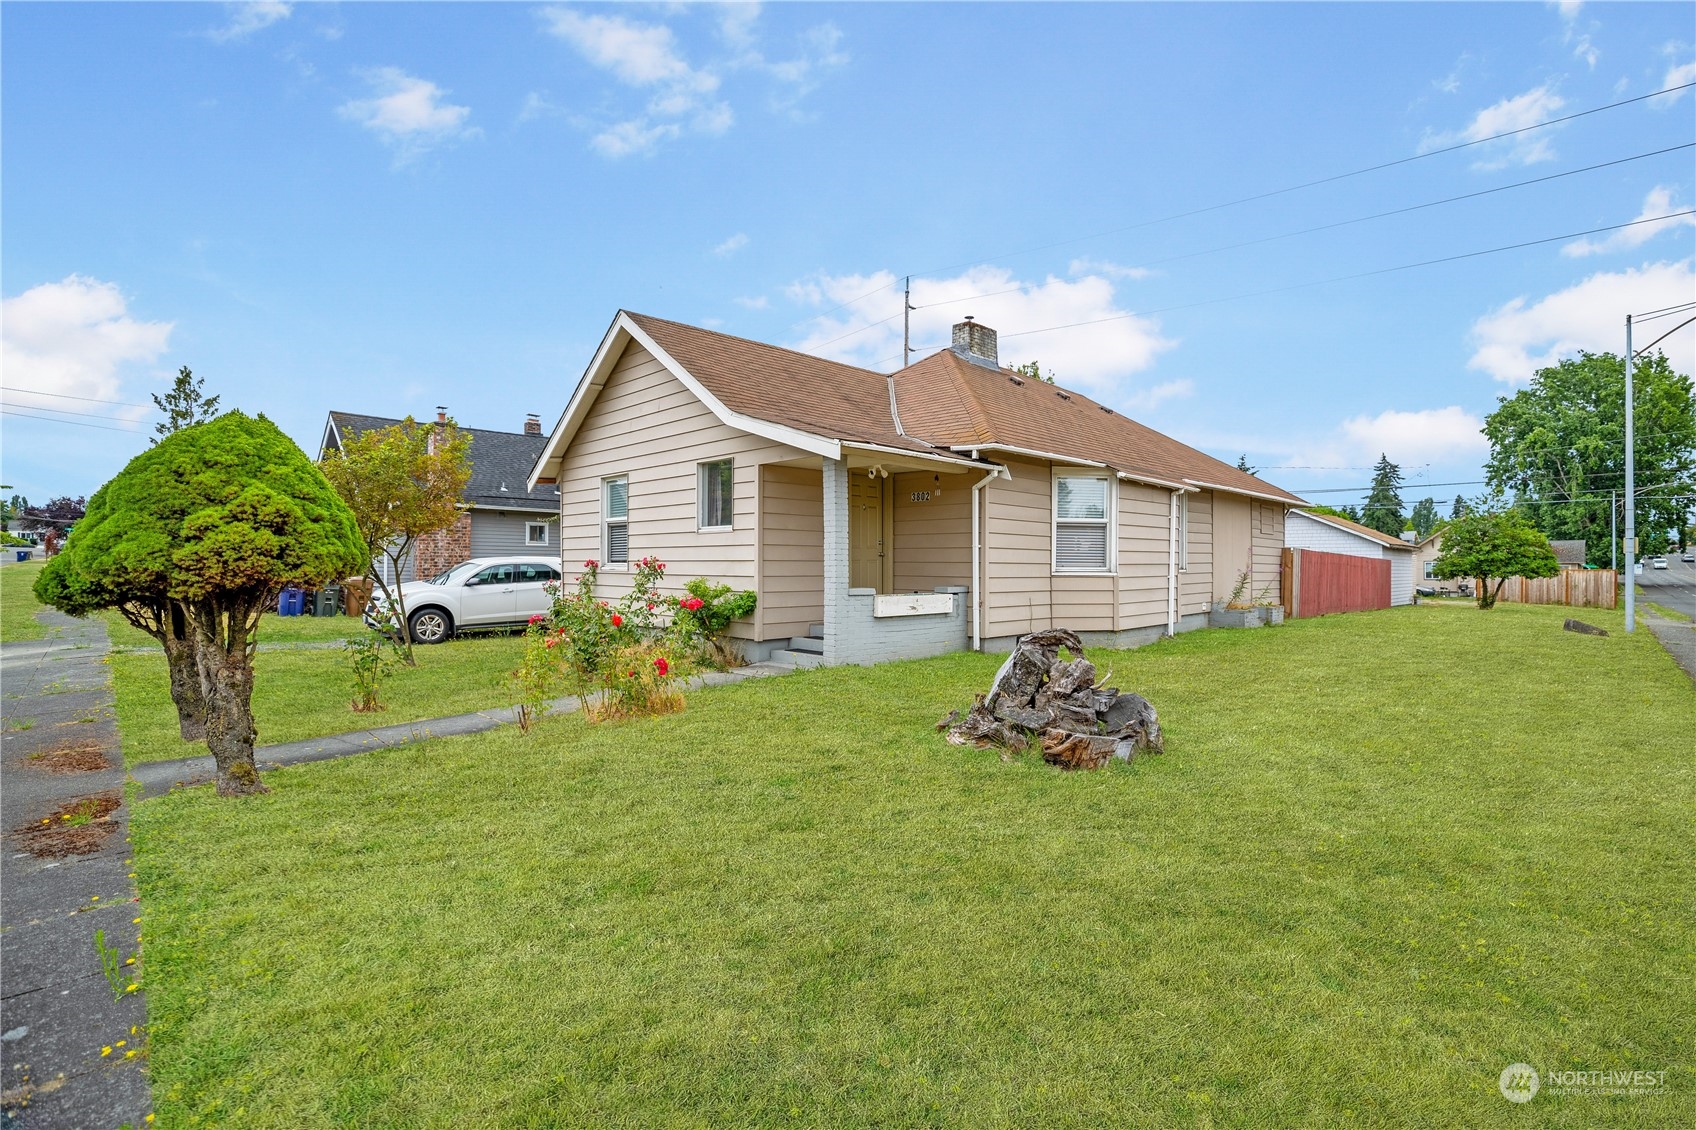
[414,512,472,579]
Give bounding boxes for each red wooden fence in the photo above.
[1282,548,1391,618]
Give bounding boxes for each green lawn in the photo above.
[102,606,377,649]
[0,560,50,642]
[132,603,1694,1128]
[112,634,530,764]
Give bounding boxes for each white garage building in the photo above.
[1285,510,1417,607]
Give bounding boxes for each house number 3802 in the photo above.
[909,491,931,502]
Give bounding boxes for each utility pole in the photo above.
[1610,490,1617,571]
[902,276,913,369]
[1624,314,1636,633]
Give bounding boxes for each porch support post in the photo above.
[822,457,850,665]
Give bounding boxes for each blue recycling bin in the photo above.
[278,587,305,616]
[15,550,28,563]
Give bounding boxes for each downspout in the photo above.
[970,462,1008,651]
[1167,489,1180,637]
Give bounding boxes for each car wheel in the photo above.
[408,607,453,644]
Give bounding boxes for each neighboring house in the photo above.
[526,311,1306,665]
[1285,510,1417,606]
[320,410,559,584]
[1411,528,1449,591]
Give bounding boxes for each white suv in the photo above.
[366,557,562,643]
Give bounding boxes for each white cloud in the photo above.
[542,8,728,157]
[1122,379,1194,414]
[1068,257,1153,281]
[1420,84,1565,169]
[786,265,1175,397]
[734,295,769,310]
[714,233,749,256]
[207,1,291,43]
[1653,58,1696,105]
[1468,259,1696,383]
[1557,3,1598,69]
[1562,186,1694,256]
[518,92,569,123]
[1,276,172,414]
[1271,407,1489,481]
[338,68,479,163]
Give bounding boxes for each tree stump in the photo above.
[939,630,1163,770]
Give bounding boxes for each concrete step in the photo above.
[807,623,825,639]
[787,636,825,653]
[769,648,827,669]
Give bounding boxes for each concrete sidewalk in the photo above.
[1,612,150,1129]
[129,664,792,799]
[1642,613,1696,685]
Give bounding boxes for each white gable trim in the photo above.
[528,311,839,490]
[1293,509,1415,552]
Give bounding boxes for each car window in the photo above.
[516,563,560,584]
[472,564,514,585]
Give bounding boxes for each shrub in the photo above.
[344,626,405,713]
[672,578,757,668]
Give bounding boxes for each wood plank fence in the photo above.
[1282,548,1391,619]
[1495,569,1618,609]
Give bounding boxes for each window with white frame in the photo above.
[698,459,733,529]
[1424,560,1437,580]
[1176,493,1189,571]
[602,476,629,565]
[525,521,548,546]
[1054,473,1112,572]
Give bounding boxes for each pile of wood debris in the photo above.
[937,628,1163,770]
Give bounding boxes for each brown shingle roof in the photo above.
[625,312,1303,503]
[894,349,1303,502]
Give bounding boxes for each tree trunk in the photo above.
[192,602,268,798]
[162,633,206,741]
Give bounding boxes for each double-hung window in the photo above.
[602,476,629,566]
[1054,473,1112,572]
[698,460,733,530]
[525,521,548,546]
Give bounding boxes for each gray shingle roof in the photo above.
[323,412,558,512]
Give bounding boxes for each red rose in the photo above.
[654,657,669,677]
[528,614,545,625]
[610,613,623,627]
[584,559,598,568]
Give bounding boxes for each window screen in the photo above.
[1055,476,1110,571]
[699,460,733,528]
[603,476,629,565]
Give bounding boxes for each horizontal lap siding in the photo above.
[984,457,1052,637]
[1181,490,1214,614]
[1118,482,1172,630]
[1252,503,1287,606]
[759,465,823,640]
[892,471,970,593]
[470,511,547,559]
[557,342,812,640]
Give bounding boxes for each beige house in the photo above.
[527,311,1305,665]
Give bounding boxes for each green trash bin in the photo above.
[312,586,342,617]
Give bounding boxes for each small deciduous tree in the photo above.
[151,366,221,442]
[1432,509,1559,610]
[318,416,473,662]
[36,412,365,795]
[1010,360,1056,384]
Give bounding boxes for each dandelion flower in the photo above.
[101,1046,112,1056]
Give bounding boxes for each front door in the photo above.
[850,475,887,591]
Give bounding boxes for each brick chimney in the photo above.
[436,406,448,424]
[951,316,999,370]
[429,406,447,455]
[524,413,541,436]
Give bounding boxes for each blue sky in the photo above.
[4,1,1693,512]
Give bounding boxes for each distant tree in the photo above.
[1339,504,1362,522]
[1485,351,1695,566]
[1432,509,1559,610]
[1304,505,1359,522]
[1235,455,1258,476]
[1410,497,1440,539]
[1360,454,1405,537]
[1451,494,1468,521]
[1010,360,1055,384]
[16,496,86,536]
[319,416,473,663]
[36,412,365,796]
[151,366,221,442]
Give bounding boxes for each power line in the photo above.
[1,385,153,409]
[1,407,145,434]
[912,142,1696,312]
[895,80,1696,288]
[1633,300,1696,321]
[999,210,1696,342]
